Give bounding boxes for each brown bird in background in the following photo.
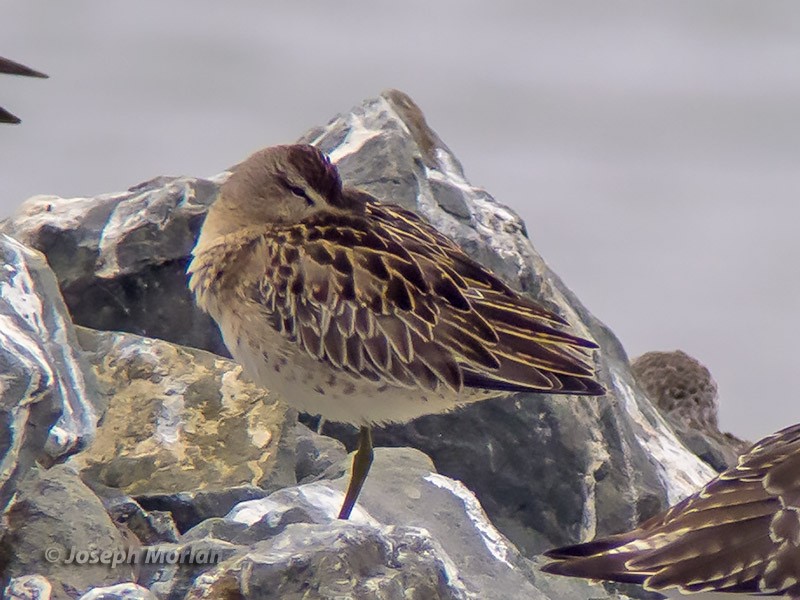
[189,144,604,519]
[1,56,47,124]
[543,422,800,599]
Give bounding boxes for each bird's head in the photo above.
[198,145,344,246]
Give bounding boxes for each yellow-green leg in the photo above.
[338,426,373,520]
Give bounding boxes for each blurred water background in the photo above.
[1,1,798,441]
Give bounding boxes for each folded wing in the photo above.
[254,193,603,397]
[543,423,800,596]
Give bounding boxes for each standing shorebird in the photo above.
[543,423,800,599]
[188,144,604,519]
[0,56,47,124]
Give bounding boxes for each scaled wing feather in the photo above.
[542,423,800,596]
[245,192,602,397]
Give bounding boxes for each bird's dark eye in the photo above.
[288,184,314,206]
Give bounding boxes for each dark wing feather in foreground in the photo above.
[543,423,800,596]
[0,106,21,125]
[245,189,603,397]
[1,56,47,124]
[0,56,47,78]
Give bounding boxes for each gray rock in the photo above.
[631,350,749,471]
[134,539,243,600]
[1,177,226,357]
[114,504,179,547]
[0,465,134,596]
[189,525,468,600]
[294,422,347,484]
[0,235,99,516]
[78,584,156,600]
[71,327,297,532]
[3,575,58,600]
[134,487,269,534]
[86,485,180,545]
[0,89,716,559]
[173,447,630,600]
